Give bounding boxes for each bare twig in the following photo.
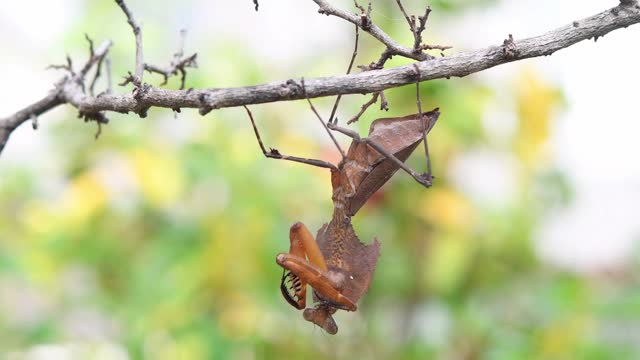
[80,34,108,79]
[413,63,432,180]
[395,0,437,54]
[0,40,112,154]
[85,34,95,58]
[143,54,198,89]
[0,91,64,154]
[119,71,136,87]
[86,34,109,96]
[395,0,413,30]
[142,30,198,89]
[115,0,144,85]
[301,79,346,159]
[47,55,74,73]
[328,24,359,125]
[353,1,372,29]
[314,0,435,62]
[379,92,388,111]
[347,92,379,124]
[105,56,113,94]
[89,55,105,96]
[368,48,394,70]
[421,44,452,51]
[414,6,432,51]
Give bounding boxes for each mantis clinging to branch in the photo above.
[244,74,439,333]
[244,21,440,333]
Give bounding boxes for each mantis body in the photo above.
[246,106,440,334]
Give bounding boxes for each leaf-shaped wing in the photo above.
[347,109,440,215]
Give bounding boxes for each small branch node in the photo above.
[198,93,212,115]
[121,71,143,89]
[138,107,149,118]
[132,83,151,100]
[78,110,109,139]
[354,1,372,30]
[31,114,38,130]
[280,79,304,99]
[502,34,519,59]
[379,92,389,111]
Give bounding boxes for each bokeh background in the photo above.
[1,0,640,359]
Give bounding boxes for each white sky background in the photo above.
[1,0,639,272]
[444,0,640,272]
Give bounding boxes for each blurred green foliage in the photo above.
[2,1,640,359]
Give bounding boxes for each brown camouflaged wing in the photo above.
[315,221,380,304]
[347,109,440,215]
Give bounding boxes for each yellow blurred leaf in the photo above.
[21,200,59,237]
[23,249,59,283]
[201,219,261,293]
[419,187,474,231]
[219,293,261,339]
[515,69,562,166]
[129,148,184,208]
[425,233,473,294]
[230,131,258,167]
[144,333,207,360]
[539,315,592,358]
[62,172,107,226]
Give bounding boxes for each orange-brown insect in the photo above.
[245,103,440,334]
[243,21,440,334]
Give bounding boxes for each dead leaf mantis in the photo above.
[243,22,440,333]
[244,72,439,333]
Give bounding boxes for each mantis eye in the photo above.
[280,269,306,310]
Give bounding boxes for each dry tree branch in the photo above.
[343,0,439,124]
[143,30,198,90]
[328,24,360,125]
[47,55,74,73]
[89,55,105,96]
[347,92,381,125]
[314,0,435,62]
[0,40,112,153]
[115,0,143,85]
[73,4,640,109]
[1,0,640,157]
